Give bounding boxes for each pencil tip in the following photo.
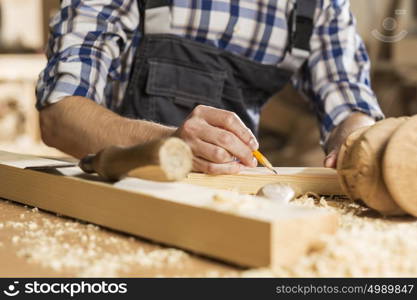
[271,168,278,175]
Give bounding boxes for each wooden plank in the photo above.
[0,199,239,277]
[183,167,343,196]
[0,54,46,81]
[0,151,338,269]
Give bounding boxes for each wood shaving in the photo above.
[2,207,191,277]
[241,195,417,277]
[211,192,262,212]
[257,183,295,204]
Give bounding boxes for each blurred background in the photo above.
[0,0,416,165]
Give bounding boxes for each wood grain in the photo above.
[337,126,370,199]
[183,167,344,196]
[0,151,338,269]
[344,119,407,216]
[80,137,192,181]
[383,115,417,217]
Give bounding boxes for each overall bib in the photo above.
[119,0,317,135]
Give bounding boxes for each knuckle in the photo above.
[192,105,206,116]
[182,120,196,137]
[219,132,233,145]
[212,147,227,162]
[224,113,236,126]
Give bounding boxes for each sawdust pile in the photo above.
[0,205,193,277]
[1,195,417,277]
[242,195,417,277]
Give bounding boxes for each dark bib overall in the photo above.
[119,0,317,135]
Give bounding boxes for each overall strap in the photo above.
[138,0,146,35]
[146,0,170,9]
[280,0,318,73]
[137,0,317,71]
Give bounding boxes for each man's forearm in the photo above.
[39,96,176,158]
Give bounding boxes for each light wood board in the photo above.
[0,151,338,269]
[183,167,343,196]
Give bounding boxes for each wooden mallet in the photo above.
[79,137,193,182]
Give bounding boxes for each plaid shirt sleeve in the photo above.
[293,0,385,145]
[36,0,383,146]
[35,0,138,110]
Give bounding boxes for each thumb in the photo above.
[323,150,338,169]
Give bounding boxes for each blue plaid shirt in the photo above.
[36,0,384,143]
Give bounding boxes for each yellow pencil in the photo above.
[252,150,278,175]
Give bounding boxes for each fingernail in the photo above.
[252,157,258,167]
[249,138,259,151]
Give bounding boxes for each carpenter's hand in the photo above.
[324,112,375,168]
[175,105,259,174]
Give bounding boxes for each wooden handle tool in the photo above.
[79,137,193,182]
